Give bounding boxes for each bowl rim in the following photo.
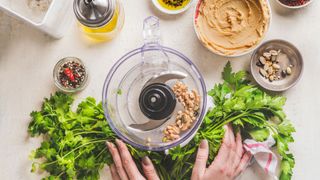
[152,0,194,15]
[250,39,304,92]
[275,0,313,9]
[193,0,272,57]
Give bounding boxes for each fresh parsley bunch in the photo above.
[205,62,295,180]
[28,94,116,179]
[150,62,295,180]
[28,62,295,180]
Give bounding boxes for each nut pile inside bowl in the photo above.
[194,0,271,56]
[256,49,294,82]
[163,81,200,142]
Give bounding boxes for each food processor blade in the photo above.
[144,71,187,87]
[129,119,167,131]
[129,71,187,131]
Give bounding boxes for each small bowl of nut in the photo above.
[250,39,303,91]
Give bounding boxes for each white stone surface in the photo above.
[0,0,319,179]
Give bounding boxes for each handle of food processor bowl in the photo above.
[141,16,169,68]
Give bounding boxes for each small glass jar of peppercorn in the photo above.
[53,57,88,93]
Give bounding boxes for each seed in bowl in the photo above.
[58,61,86,89]
[256,49,293,82]
[160,0,189,8]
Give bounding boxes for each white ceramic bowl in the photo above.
[152,0,194,15]
[193,0,272,57]
[276,0,313,9]
[0,0,73,39]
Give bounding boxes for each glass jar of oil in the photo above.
[74,0,124,42]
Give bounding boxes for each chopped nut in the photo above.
[163,81,201,142]
[270,50,278,56]
[263,52,271,59]
[267,67,274,75]
[269,75,274,82]
[286,67,292,75]
[259,68,267,77]
[256,49,291,83]
[259,56,266,65]
[272,64,280,69]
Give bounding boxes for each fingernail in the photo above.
[200,139,208,149]
[142,156,152,166]
[115,138,122,145]
[223,125,228,131]
[106,141,113,148]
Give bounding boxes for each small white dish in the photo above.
[152,0,194,15]
[275,0,313,9]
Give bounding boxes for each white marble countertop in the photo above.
[0,0,319,179]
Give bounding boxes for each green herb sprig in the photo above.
[28,62,295,180]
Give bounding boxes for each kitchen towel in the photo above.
[244,136,278,179]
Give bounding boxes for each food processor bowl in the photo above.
[102,16,207,151]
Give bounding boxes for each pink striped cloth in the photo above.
[243,137,278,178]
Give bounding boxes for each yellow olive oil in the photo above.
[158,0,191,10]
[80,9,120,42]
[74,0,125,42]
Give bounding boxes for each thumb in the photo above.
[142,156,160,180]
[191,139,209,180]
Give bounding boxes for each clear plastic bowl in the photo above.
[102,46,207,151]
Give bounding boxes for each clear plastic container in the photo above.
[0,0,73,38]
[102,17,207,151]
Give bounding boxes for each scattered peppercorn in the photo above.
[58,61,86,89]
[161,0,188,8]
[279,0,310,6]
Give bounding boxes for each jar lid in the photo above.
[73,0,115,28]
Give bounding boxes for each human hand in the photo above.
[191,125,252,180]
[106,139,159,180]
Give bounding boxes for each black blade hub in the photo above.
[139,83,176,120]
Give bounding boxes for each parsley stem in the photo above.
[96,147,107,158]
[211,113,248,131]
[43,139,108,166]
[73,131,105,136]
